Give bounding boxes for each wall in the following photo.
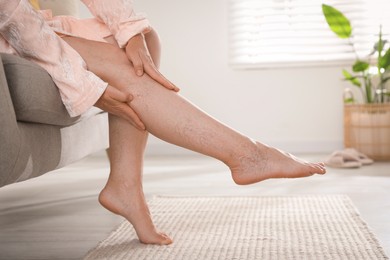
[79,0,348,155]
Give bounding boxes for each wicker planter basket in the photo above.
[344,104,390,161]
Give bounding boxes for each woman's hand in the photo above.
[95,85,145,130]
[125,33,179,92]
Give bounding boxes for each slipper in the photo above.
[325,150,362,168]
[343,148,374,165]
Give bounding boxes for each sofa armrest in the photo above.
[1,53,81,126]
[0,54,22,185]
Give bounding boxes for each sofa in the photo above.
[0,53,109,188]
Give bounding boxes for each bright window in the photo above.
[228,0,390,68]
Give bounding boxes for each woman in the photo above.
[0,0,326,245]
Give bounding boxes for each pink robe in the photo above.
[0,0,151,116]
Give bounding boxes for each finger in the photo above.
[118,103,146,130]
[129,53,144,76]
[101,86,144,129]
[109,89,144,129]
[108,85,133,103]
[105,99,144,130]
[142,59,180,92]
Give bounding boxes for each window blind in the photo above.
[228,0,390,68]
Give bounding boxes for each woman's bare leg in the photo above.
[63,34,325,242]
[63,35,325,182]
[100,115,173,245]
[98,32,172,245]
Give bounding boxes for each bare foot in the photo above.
[230,141,326,185]
[98,179,173,245]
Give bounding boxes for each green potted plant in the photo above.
[322,4,390,160]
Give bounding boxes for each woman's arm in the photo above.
[0,0,107,117]
[81,0,151,48]
[82,0,178,91]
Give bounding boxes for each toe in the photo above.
[161,236,173,245]
[317,164,326,174]
[159,232,173,245]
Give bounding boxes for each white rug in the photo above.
[84,195,388,260]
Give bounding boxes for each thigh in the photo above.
[62,36,134,85]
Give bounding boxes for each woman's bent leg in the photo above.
[97,33,172,245]
[99,115,172,245]
[62,36,325,186]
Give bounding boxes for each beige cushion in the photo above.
[1,53,82,126]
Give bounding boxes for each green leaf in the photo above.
[344,97,355,103]
[322,4,352,38]
[352,60,369,72]
[342,69,361,87]
[379,48,390,69]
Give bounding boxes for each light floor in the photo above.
[0,152,389,260]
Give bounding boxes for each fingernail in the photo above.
[170,83,179,91]
[136,70,143,76]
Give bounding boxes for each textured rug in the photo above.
[84,195,388,260]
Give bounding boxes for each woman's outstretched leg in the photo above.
[63,35,326,186]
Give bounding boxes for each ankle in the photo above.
[228,141,269,185]
[105,174,142,190]
[225,139,261,168]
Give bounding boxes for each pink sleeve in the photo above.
[0,0,107,117]
[82,0,152,48]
